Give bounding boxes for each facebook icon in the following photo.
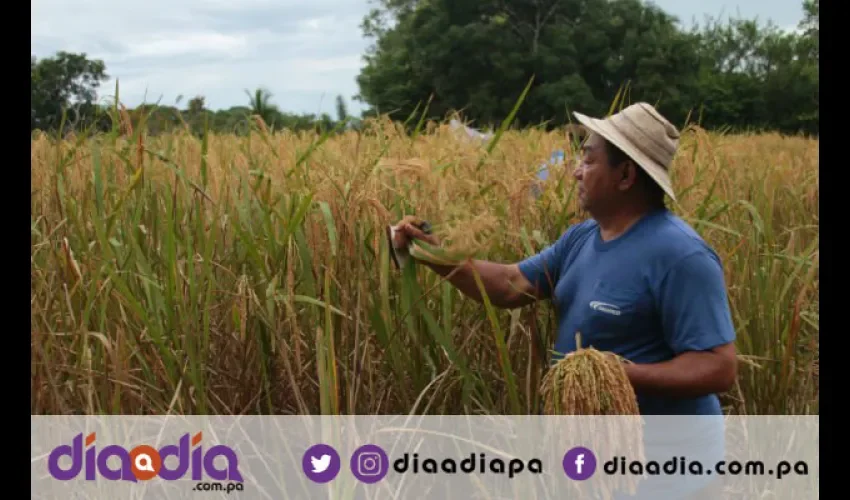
[563,447,597,480]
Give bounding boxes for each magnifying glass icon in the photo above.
[135,453,155,472]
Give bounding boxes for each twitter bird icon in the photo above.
[311,454,331,473]
[303,444,341,483]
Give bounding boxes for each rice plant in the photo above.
[30,102,818,416]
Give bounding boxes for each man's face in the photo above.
[573,133,624,213]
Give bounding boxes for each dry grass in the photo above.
[30,112,818,416]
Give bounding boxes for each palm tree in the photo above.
[245,87,279,128]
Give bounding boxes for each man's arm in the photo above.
[421,260,540,309]
[626,251,738,398]
[393,217,567,309]
[624,343,737,397]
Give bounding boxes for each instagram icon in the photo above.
[350,444,389,483]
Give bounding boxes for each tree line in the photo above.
[31,0,818,137]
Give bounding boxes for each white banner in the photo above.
[31,415,817,499]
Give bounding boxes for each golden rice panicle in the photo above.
[539,335,639,416]
[539,333,645,498]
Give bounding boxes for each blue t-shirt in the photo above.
[517,208,736,415]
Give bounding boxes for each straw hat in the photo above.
[573,102,680,201]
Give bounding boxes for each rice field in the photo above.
[30,112,819,416]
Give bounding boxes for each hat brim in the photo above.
[572,111,677,202]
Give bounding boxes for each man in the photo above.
[391,102,737,416]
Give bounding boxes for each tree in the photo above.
[188,96,206,115]
[245,88,280,128]
[355,0,705,129]
[335,95,349,123]
[31,51,108,132]
[798,0,818,61]
[354,0,818,135]
[690,13,818,135]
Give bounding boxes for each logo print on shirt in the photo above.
[589,301,621,316]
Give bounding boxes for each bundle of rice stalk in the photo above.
[540,333,645,499]
[408,239,471,267]
[540,336,638,416]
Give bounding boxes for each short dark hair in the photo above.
[603,139,665,206]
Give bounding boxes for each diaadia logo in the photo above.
[46,432,244,483]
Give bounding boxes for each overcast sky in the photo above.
[31,0,807,117]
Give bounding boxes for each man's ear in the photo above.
[618,161,639,190]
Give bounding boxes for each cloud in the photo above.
[31,0,374,115]
[126,33,249,58]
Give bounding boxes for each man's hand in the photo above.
[391,215,440,249]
